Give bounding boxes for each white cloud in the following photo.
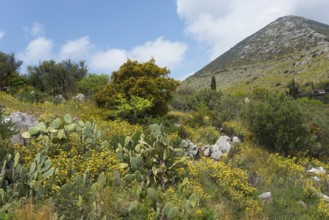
[18,37,53,66]
[129,37,188,68]
[90,49,127,73]
[0,31,5,40]
[60,36,93,60]
[177,0,329,60]
[90,37,188,74]
[25,22,45,37]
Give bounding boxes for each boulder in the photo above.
[308,167,326,175]
[312,176,321,183]
[318,192,329,202]
[202,145,211,157]
[210,136,231,160]
[231,136,242,147]
[259,192,272,201]
[73,93,87,102]
[201,135,242,160]
[55,95,66,103]
[5,111,38,145]
[179,140,199,159]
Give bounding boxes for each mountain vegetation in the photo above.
[181,16,329,97]
[1,15,329,219]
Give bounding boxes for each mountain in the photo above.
[180,16,329,94]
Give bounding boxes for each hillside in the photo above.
[181,15,329,93]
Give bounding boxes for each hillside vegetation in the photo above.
[1,16,329,219]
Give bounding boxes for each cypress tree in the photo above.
[211,75,216,90]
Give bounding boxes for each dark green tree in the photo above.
[95,59,179,117]
[27,59,88,98]
[0,51,23,88]
[288,79,298,98]
[211,75,217,90]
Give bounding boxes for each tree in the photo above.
[288,79,298,98]
[78,73,109,96]
[211,75,217,90]
[0,51,23,88]
[95,59,179,117]
[27,59,88,97]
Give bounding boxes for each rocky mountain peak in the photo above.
[181,16,329,92]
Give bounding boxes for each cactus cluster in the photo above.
[28,151,58,198]
[115,124,187,217]
[22,114,108,151]
[117,124,186,188]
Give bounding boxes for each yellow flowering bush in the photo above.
[186,157,262,217]
[318,199,329,217]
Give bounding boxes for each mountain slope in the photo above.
[181,16,329,93]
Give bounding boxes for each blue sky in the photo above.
[1,0,329,80]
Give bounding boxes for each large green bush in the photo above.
[242,94,312,155]
[95,59,179,117]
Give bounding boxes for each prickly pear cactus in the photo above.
[117,124,186,207]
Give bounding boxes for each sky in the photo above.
[1,0,329,81]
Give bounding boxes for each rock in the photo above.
[55,95,66,103]
[312,176,321,183]
[298,201,307,210]
[308,167,326,175]
[244,97,250,104]
[179,140,199,159]
[211,136,231,160]
[259,192,272,201]
[318,192,329,202]
[202,145,211,157]
[174,123,181,128]
[231,136,242,147]
[72,93,87,102]
[5,111,38,145]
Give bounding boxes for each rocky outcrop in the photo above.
[202,136,242,160]
[72,93,87,102]
[179,140,199,159]
[5,111,37,145]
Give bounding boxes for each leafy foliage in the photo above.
[27,59,88,98]
[114,95,153,123]
[0,51,22,88]
[95,59,179,117]
[78,73,109,97]
[242,94,312,155]
[0,110,16,160]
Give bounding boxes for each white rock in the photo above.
[231,136,242,146]
[179,140,199,159]
[308,167,326,175]
[211,136,231,160]
[318,193,329,202]
[202,145,211,157]
[72,93,87,102]
[259,192,272,200]
[6,111,38,145]
[312,176,320,183]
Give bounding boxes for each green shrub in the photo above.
[242,94,312,155]
[14,86,48,103]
